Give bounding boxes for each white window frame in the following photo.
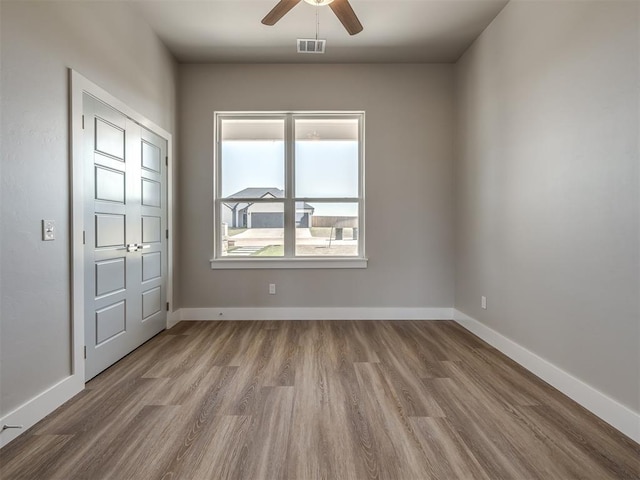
[211,111,367,269]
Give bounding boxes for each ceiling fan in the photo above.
[262,0,363,36]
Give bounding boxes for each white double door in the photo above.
[83,94,167,381]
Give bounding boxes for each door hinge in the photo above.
[166,302,170,312]
[82,230,86,245]
[165,156,168,166]
[84,346,87,359]
[166,229,169,240]
[82,115,85,130]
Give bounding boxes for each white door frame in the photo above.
[70,69,176,383]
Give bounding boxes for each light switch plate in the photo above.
[42,220,55,241]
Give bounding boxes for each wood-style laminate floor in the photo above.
[1,320,638,480]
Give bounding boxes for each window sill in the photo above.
[210,257,368,270]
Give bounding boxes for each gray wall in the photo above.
[454,1,639,412]
[179,64,455,308]
[0,1,177,415]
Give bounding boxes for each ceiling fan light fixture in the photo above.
[303,0,335,5]
[262,0,362,35]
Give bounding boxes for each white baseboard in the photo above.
[453,309,640,443]
[4,308,636,449]
[166,310,182,329]
[177,307,454,322]
[0,374,83,448]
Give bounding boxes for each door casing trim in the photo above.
[70,69,175,384]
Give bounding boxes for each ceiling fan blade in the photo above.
[329,0,363,35]
[262,0,303,26]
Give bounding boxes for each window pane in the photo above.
[295,202,359,256]
[220,202,284,257]
[295,119,359,198]
[220,119,284,197]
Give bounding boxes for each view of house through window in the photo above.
[215,113,364,263]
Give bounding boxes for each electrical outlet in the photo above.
[42,220,55,241]
[269,283,276,295]
[481,296,487,310]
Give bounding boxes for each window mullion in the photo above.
[284,114,295,257]
[358,113,365,258]
[214,114,222,259]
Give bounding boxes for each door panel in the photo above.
[137,126,167,334]
[95,301,126,345]
[95,258,126,297]
[141,179,161,207]
[142,287,162,320]
[142,252,161,281]
[95,214,126,247]
[142,140,161,173]
[95,118,125,159]
[84,94,167,381]
[95,166,125,203]
[142,216,162,243]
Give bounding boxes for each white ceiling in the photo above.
[131,0,509,63]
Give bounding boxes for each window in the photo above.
[212,112,366,269]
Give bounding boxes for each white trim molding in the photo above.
[212,111,367,267]
[210,257,368,269]
[0,375,83,448]
[453,309,640,443]
[167,309,182,330]
[177,307,454,322]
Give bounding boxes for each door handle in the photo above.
[125,243,151,252]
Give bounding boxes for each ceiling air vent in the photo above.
[297,39,326,54]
